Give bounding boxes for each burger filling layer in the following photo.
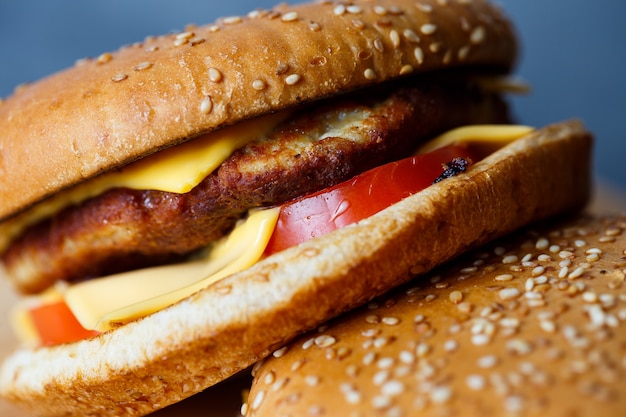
[11,125,533,346]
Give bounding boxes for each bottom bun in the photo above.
[245,213,626,417]
[0,121,591,416]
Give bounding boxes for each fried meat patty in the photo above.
[3,79,509,293]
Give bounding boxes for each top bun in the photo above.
[0,0,516,220]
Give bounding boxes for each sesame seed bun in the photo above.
[0,0,516,220]
[245,211,626,417]
[0,120,592,416]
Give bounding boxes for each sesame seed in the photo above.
[466,375,486,390]
[378,357,395,369]
[382,380,405,397]
[502,255,519,264]
[273,346,288,358]
[133,61,152,71]
[416,342,431,357]
[371,395,392,409]
[420,23,437,35]
[458,46,470,61]
[200,96,213,114]
[387,30,400,49]
[540,320,557,333]
[208,67,223,83]
[252,79,267,91]
[373,370,390,386]
[532,266,546,276]
[444,339,459,352]
[361,328,380,338]
[478,355,498,368]
[97,53,113,64]
[373,5,387,16]
[499,287,521,300]
[568,266,586,279]
[309,21,322,32]
[431,386,452,403]
[495,273,514,282]
[382,316,400,326]
[500,317,520,328]
[176,31,194,40]
[399,64,414,75]
[281,11,298,22]
[399,350,415,364]
[507,339,533,355]
[364,68,377,80]
[472,334,490,346]
[285,73,301,85]
[347,5,362,14]
[470,26,486,44]
[251,390,266,410]
[223,16,243,25]
[263,370,276,385]
[373,38,385,52]
[111,73,128,82]
[582,291,599,303]
[334,4,346,15]
[425,294,437,302]
[363,352,377,366]
[505,395,525,412]
[190,38,206,46]
[449,290,463,304]
[315,335,336,348]
[605,227,622,236]
[414,47,424,64]
[351,19,365,29]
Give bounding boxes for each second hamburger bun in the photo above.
[245,212,626,416]
[0,121,591,416]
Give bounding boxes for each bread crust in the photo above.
[0,0,516,220]
[0,121,592,416]
[246,213,626,417]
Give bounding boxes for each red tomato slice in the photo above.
[264,144,476,256]
[29,301,100,346]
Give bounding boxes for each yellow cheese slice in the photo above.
[417,124,535,154]
[64,207,279,332]
[0,111,289,252]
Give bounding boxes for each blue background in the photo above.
[1,1,625,189]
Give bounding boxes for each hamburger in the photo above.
[244,213,626,416]
[0,0,592,415]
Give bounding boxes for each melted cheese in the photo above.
[64,207,279,332]
[417,124,535,154]
[0,111,290,252]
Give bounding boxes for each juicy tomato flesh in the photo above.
[29,301,101,346]
[264,144,477,256]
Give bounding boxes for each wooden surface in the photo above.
[1,183,624,416]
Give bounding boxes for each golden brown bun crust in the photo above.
[246,212,626,416]
[0,121,592,416]
[0,0,516,220]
